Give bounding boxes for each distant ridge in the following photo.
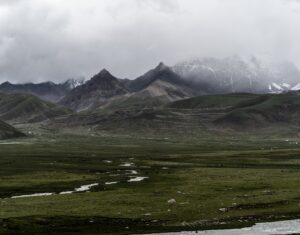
[0,78,84,102]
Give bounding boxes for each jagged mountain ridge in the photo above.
[128,62,200,101]
[59,63,200,111]
[57,59,300,111]
[59,69,129,111]
[2,56,300,114]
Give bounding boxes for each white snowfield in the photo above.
[139,219,300,235]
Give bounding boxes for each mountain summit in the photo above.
[156,62,168,71]
[127,62,199,101]
[59,69,129,111]
[129,62,187,91]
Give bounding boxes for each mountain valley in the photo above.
[2,57,300,235]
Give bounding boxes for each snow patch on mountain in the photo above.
[268,82,300,93]
[64,77,85,90]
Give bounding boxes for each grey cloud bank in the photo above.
[0,0,299,83]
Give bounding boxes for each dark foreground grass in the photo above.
[1,134,300,234]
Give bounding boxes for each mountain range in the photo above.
[1,56,300,109]
[0,78,84,103]
[1,56,300,138]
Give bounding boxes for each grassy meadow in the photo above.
[1,133,300,234]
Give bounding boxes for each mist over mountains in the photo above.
[1,56,300,106]
[173,56,300,94]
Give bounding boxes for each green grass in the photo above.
[1,134,300,234]
[168,93,257,110]
[50,93,300,138]
[216,93,300,127]
[0,92,71,124]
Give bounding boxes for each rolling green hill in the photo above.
[168,93,258,110]
[48,92,300,135]
[0,93,72,123]
[215,93,300,128]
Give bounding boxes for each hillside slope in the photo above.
[0,93,71,123]
[214,93,300,128]
[49,93,300,135]
[168,93,258,110]
[0,120,25,139]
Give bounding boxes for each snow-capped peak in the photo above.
[64,78,85,89]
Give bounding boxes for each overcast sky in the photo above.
[0,0,300,83]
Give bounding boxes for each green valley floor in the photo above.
[1,133,300,234]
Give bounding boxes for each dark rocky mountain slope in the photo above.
[59,69,129,111]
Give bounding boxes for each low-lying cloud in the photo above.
[0,0,299,83]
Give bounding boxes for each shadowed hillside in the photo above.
[48,93,300,135]
[0,93,72,123]
[0,120,25,139]
[215,93,300,128]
